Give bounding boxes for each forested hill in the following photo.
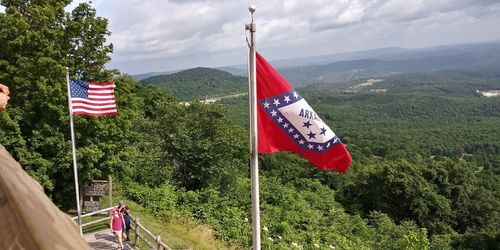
[306,68,500,96]
[140,67,247,101]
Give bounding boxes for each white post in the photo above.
[66,67,83,236]
[246,5,260,250]
[108,175,112,209]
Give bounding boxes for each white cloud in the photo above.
[63,0,500,74]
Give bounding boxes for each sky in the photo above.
[3,0,500,74]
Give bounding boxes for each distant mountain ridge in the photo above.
[267,47,412,68]
[140,67,247,101]
[132,70,182,81]
[263,41,500,69]
[278,41,500,87]
[214,66,247,76]
[131,41,500,77]
[134,41,500,94]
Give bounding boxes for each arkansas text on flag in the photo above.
[70,80,117,116]
[257,52,351,172]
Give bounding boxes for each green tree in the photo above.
[138,98,248,190]
[338,160,454,234]
[0,0,118,207]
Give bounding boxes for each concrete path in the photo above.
[84,229,134,250]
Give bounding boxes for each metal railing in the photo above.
[72,207,172,250]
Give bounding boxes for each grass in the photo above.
[71,185,237,250]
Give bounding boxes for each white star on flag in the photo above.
[263,101,270,109]
[284,95,291,103]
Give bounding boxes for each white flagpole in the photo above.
[246,5,260,250]
[66,67,83,236]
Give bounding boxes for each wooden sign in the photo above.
[83,200,102,213]
[84,182,107,196]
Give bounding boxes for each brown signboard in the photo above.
[83,200,102,213]
[84,182,107,196]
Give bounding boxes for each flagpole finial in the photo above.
[249,5,256,22]
[246,5,257,32]
[249,4,256,13]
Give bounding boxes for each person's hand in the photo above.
[0,84,10,95]
[0,84,10,112]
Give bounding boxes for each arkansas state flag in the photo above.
[257,52,352,172]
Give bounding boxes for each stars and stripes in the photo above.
[70,80,117,116]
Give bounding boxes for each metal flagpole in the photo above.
[66,67,83,236]
[246,5,260,250]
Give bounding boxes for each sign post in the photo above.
[83,180,110,213]
[108,175,113,208]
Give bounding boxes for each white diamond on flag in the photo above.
[259,89,342,153]
[279,98,334,143]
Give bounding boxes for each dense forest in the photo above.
[1,1,500,249]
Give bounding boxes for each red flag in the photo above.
[257,52,352,172]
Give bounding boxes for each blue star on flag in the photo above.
[307,131,316,139]
[320,127,327,136]
[303,120,312,128]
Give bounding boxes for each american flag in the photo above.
[70,80,117,116]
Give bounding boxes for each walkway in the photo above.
[84,229,134,250]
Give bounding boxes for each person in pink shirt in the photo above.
[110,206,125,249]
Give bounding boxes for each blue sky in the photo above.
[3,0,500,74]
